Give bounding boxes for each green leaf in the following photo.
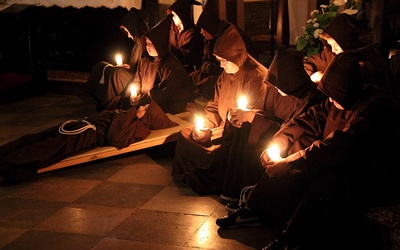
[296,37,308,51]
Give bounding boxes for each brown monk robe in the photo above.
[0,99,178,185]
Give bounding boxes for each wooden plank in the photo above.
[38,113,193,173]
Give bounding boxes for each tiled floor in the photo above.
[0,87,283,249]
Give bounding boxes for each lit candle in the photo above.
[115,54,123,66]
[237,96,248,110]
[266,144,281,161]
[195,114,204,133]
[130,85,137,101]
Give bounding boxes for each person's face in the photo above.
[145,38,158,57]
[215,55,239,74]
[329,97,345,110]
[326,37,344,55]
[200,28,214,40]
[121,25,134,41]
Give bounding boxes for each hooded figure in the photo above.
[189,0,224,100]
[167,0,204,74]
[304,13,394,96]
[131,15,194,114]
[120,8,149,70]
[86,8,149,112]
[220,45,326,201]
[216,51,400,250]
[265,46,317,99]
[172,24,268,195]
[189,0,259,101]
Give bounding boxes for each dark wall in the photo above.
[32,6,132,72]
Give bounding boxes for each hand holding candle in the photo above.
[266,144,281,161]
[115,54,123,66]
[260,144,281,168]
[228,96,253,128]
[191,114,211,143]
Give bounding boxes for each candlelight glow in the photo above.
[267,144,281,161]
[130,85,137,99]
[115,54,123,66]
[238,96,248,110]
[195,114,204,131]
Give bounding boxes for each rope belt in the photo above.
[59,119,96,135]
[99,64,113,84]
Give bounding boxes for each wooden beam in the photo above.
[217,0,226,20]
[237,0,244,31]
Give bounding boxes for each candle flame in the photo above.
[115,54,123,66]
[267,144,281,161]
[238,96,248,110]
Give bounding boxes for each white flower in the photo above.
[310,10,319,16]
[313,28,323,38]
[312,18,318,23]
[313,22,320,28]
[320,4,329,9]
[307,19,313,24]
[333,0,347,6]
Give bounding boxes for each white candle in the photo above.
[195,114,204,132]
[238,96,248,110]
[130,85,137,100]
[266,144,281,161]
[115,54,123,66]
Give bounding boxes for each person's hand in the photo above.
[260,148,272,168]
[136,105,149,119]
[265,160,290,178]
[260,148,289,177]
[191,128,212,143]
[227,109,256,128]
[123,63,131,69]
[310,71,323,83]
[130,94,141,107]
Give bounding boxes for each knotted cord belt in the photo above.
[59,119,96,135]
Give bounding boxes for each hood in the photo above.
[264,45,315,99]
[213,24,247,67]
[120,8,148,38]
[168,0,201,31]
[322,13,361,51]
[141,15,173,59]
[318,51,363,110]
[196,0,220,37]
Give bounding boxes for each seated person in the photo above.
[191,0,258,101]
[220,46,326,204]
[85,8,148,112]
[172,24,268,195]
[304,13,395,95]
[167,0,204,75]
[104,15,195,115]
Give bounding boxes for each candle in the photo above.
[237,96,248,110]
[130,85,137,101]
[115,54,123,66]
[195,114,204,132]
[266,144,281,161]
